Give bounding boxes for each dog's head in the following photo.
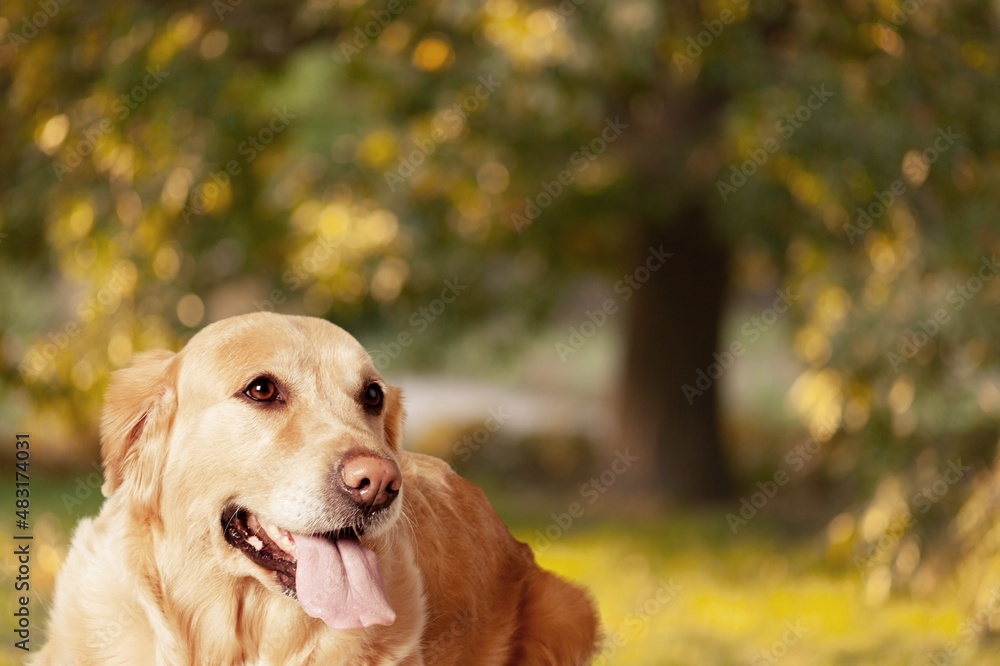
[99,312,406,629]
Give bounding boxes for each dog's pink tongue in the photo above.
[294,533,395,630]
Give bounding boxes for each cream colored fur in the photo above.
[34,313,597,665]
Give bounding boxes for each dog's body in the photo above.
[34,313,596,665]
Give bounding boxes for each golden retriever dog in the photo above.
[34,312,597,665]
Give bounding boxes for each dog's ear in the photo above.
[382,384,406,451]
[100,349,178,512]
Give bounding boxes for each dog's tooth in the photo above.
[278,531,297,556]
[246,513,262,533]
[257,518,296,556]
[246,535,264,551]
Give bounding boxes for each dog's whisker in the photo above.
[40,313,598,663]
[223,509,239,534]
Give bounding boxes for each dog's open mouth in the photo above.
[222,506,395,629]
[222,508,301,589]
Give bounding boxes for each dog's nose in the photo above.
[340,454,401,511]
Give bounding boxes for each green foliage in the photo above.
[5,472,999,665]
[3,0,1000,617]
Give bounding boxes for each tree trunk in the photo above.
[616,216,733,504]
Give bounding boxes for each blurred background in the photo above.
[3,0,1000,663]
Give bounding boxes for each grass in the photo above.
[3,472,998,665]
[518,515,986,665]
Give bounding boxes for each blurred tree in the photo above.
[2,0,1000,527]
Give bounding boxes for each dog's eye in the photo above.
[245,377,279,402]
[363,383,383,412]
